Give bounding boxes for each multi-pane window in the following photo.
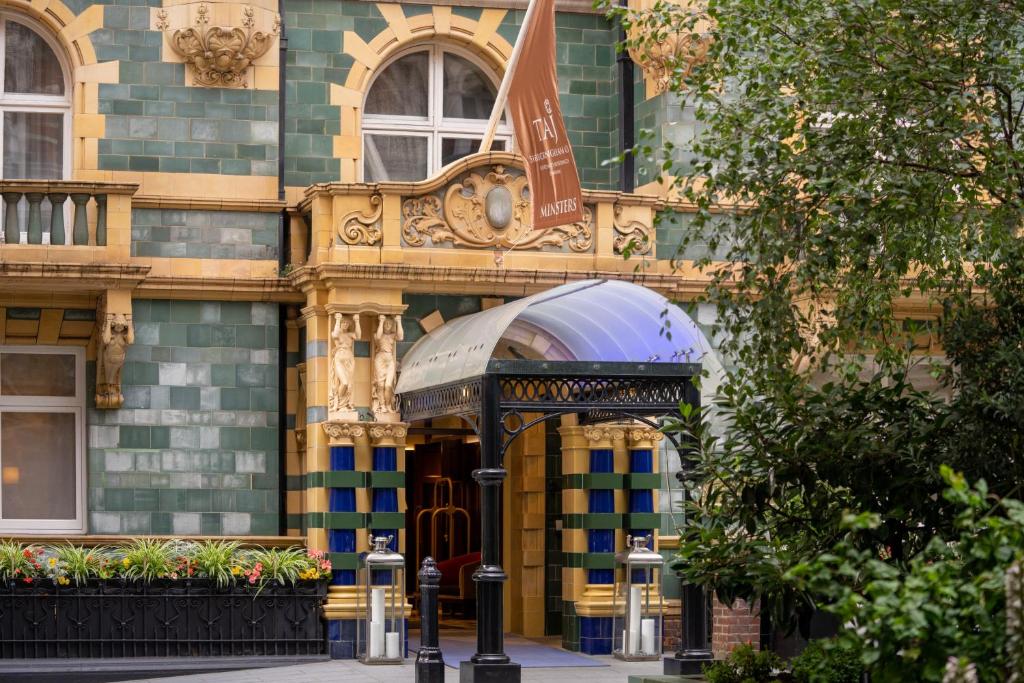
[0,347,84,533]
[362,45,512,182]
[0,15,69,181]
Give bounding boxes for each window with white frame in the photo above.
[0,14,70,181]
[362,45,512,182]
[0,347,85,534]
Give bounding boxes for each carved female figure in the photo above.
[329,313,360,418]
[96,312,134,409]
[372,314,403,418]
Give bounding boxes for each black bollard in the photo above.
[416,557,445,683]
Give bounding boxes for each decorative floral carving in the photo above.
[322,422,365,443]
[628,428,664,445]
[157,4,279,88]
[369,423,408,443]
[401,165,593,252]
[627,28,710,96]
[338,194,383,246]
[613,204,653,256]
[582,426,625,444]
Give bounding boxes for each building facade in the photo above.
[0,0,752,662]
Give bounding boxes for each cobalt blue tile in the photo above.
[328,529,355,553]
[588,529,614,553]
[589,489,614,513]
[372,446,397,471]
[331,445,355,471]
[629,489,653,513]
[329,487,356,512]
[589,448,613,473]
[331,569,356,585]
[372,488,398,512]
[588,568,614,584]
[630,449,653,473]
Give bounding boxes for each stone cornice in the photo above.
[132,195,286,213]
[288,263,713,300]
[137,276,301,302]
[0,263,150,291]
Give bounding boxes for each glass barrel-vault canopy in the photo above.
[395,279,713,396]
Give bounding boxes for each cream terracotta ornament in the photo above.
[329,312,360,421]
[95,306,135,410]
[156,4,279,88]
[371,314,403,422]
[401,164,593,252]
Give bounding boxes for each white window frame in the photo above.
[0,12,72,181]
[0,345,86,534]
[361,44,513,181]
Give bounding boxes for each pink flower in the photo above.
[248,575,257,585]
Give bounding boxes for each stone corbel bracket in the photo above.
[156,3,279,88]
[95,290,135,410]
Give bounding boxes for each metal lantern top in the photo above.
[615,534,663,568]
[365,534,405,568]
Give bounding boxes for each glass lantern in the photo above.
[357,534,406,664]
[612,534,664,661]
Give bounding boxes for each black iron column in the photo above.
[416,557,445,683]
[461,375,521,683]
[665,384,714,674]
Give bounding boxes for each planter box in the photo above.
[0,579,327,658]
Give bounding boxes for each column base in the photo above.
[663,650,714,675]
[459,660,522,683]
[415,659,445,683]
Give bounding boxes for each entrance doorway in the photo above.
[406,436,481,631]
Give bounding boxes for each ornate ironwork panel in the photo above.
[0,580,326,658]
[496,375,692,412]
[400,377,483,423]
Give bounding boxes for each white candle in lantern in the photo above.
[385,631,401,659]
[641,618,656,655]
[371,587,385,624]
[628,585,642,654]
[369,620,385,658]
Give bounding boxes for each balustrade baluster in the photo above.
[48,192,68,245]
[70,193,90,245]
[95,195,107,246]
[2,192,21,244]
[25,192,44,244]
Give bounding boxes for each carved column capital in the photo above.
[368,422,409,447]
[627,428,665,449]
[322,421,365,445]
[582,426,625,449]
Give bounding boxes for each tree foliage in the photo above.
[599,0,1024,678]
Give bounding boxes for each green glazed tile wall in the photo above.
[284,1,619,189]
[86,300,280,536]
[131,209,279,259]
[91,2,278,177]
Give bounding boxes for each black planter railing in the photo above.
[0,579,328,658]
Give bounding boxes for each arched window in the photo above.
[0,14,70,180]
[362,45,511,182]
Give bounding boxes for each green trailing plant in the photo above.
[189,540,240,588]
[790,639,862,683]
[118,539,178,582]
[703,644,781,683]
[53,545,105,586]
[241,546,309,587]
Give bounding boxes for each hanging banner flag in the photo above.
[506,0,584,230]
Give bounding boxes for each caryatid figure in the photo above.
[329,313,361,419]
[372,314,403,419]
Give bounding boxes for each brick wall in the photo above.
[712,598,760,658]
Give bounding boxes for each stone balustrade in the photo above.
[0,180,137,253]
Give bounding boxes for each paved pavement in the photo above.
[121,653,664,683]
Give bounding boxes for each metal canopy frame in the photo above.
[399,358,712,682]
